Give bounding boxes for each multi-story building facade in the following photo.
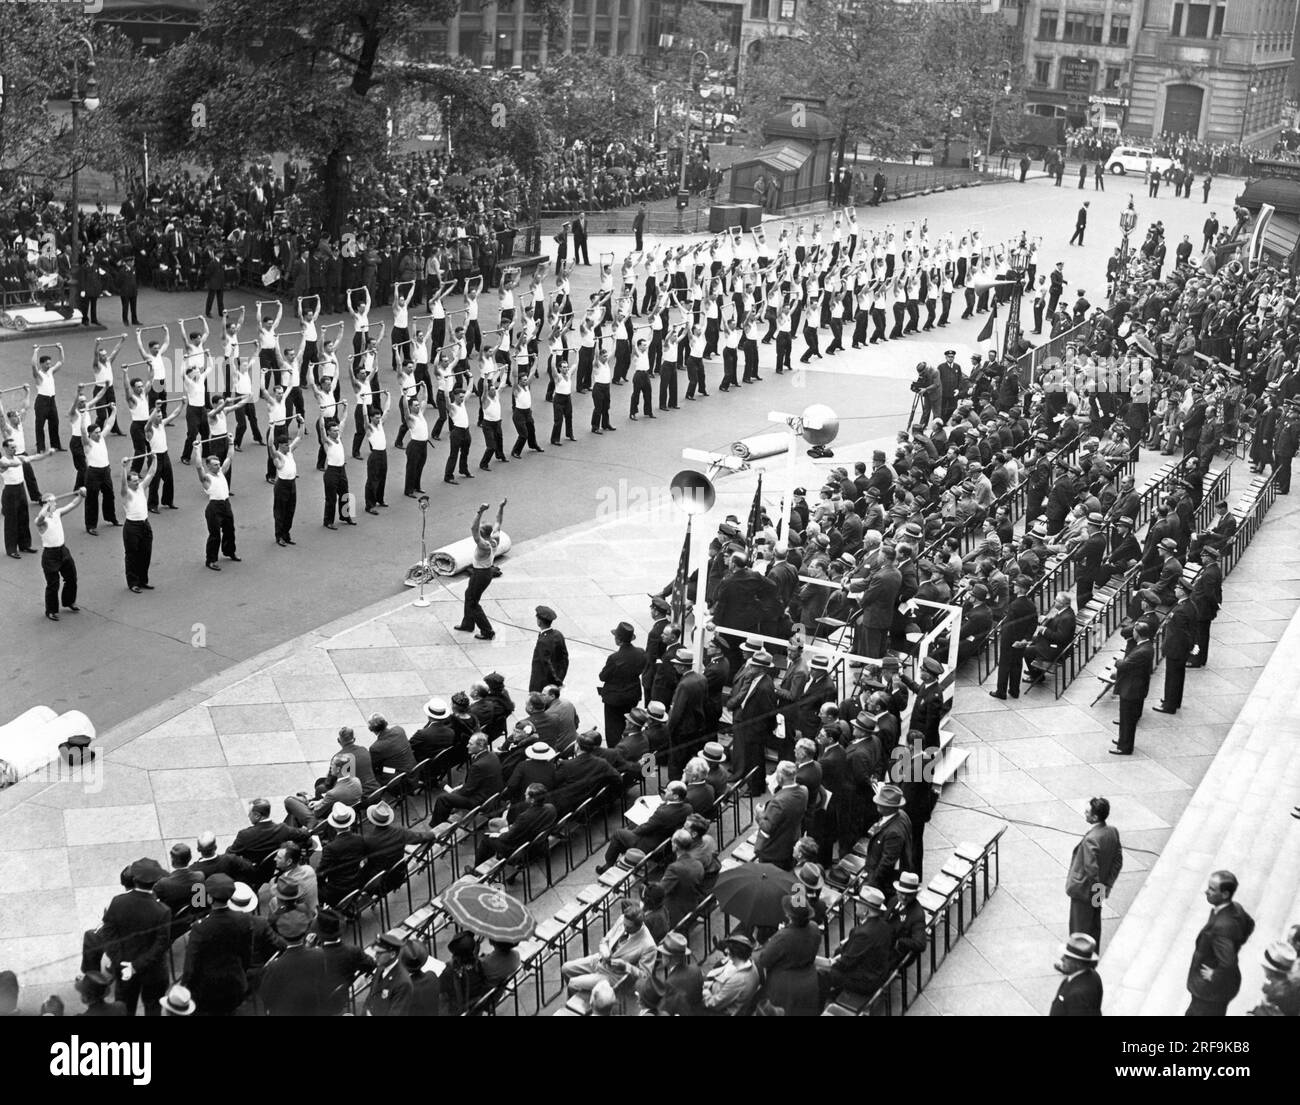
[1019,1,1142,129]
[1014,0,1299,144]
[1128,0,1295,144]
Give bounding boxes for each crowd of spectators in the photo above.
[1064,127,1299,173]
[0,136,718,320]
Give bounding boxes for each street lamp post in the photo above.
[676,49,709,231]
[984,65,1013,166]
[1002,240,1030,352]
[1240,78,1260,145]
[65,36,99,323]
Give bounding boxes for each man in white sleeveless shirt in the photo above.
[35,489,84,621]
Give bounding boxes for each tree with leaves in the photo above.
[137,0,560,235]
[740,0,1019,161]
[0,7,141,211]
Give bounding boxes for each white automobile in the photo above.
[1106,147,1175,176]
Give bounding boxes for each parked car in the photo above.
[1106,147,1175,175]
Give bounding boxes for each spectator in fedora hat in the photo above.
[160,983,196,1017]
[411,696,463,767]
[864,784,913,897]
[317,802,367,908]
[728,648,778,797]
[887,872,926,968]
[636,931,704,1015]
[599,620,646,746]
[1050,933,1103,1016]
[821,886,891,1004]
[401,938,442,1017]
[1248,942,1300,1017]
[753,892,823,1016]
[360,800,437,890]
[505,739,559,805]
[75,971,126,1017]
[700,740,729,795]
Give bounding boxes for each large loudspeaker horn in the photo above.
[799,404,840,447]
[670,469,716,515]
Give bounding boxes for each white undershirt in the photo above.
[205,473,230,501]
[40,512,65,548]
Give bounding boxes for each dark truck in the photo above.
[992,114,1067,162]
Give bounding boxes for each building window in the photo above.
[1109,14,1130,46]
[1173,3,1225,39]
[751,0,770,18]
[1104,65,1121,91]
[779,0,796,20]
[1038,9,1058,40]
[1034,58,1052,86]
[1063,10,1104,44]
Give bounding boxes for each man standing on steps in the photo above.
[1068,202,1089,246]
[1154,579,1197,714]
[454,500,506,641]
[1187,545,1222,667]
[1110,621,1154,755]
[1065,798,1122,949]
[1186,870,1255,1016]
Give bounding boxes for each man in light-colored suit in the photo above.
[561,897,658,995]
[1065,797,1123,948]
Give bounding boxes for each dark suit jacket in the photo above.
[549,752,622,815]
[1114,640,1154,702]
[461,750,504,806]
[658,854,706,927]
[182,907,252,1007]
[494,802,559,857]
[599,645,647,707]
[755,785,809,868]
[855,565,903,629]
[1191,561,1223,616]
[667,670,709,746]
[530,628,570,690]
[1050,969,1103,1015]
[99,889,171,977]
[864,810,914,891]
[190,853,255,884]
[1163,599,1197,662]
[360,821,436,881]
[318,831,368,898]
[634,798,693,850]
[227,821,309,866]
[1187,901,1256,1004]
[369,727,418,779]
[259,945,331,1015]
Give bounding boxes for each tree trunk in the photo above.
[323,146,349,241]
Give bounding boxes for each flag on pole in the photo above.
[671,520,692,636]
[746,473,764,542]
[977,297,998,344]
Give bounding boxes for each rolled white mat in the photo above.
[731,433,789,461]
[0,707,95,788]
[405,530,515,584]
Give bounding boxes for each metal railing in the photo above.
[826,827,1007,1017]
